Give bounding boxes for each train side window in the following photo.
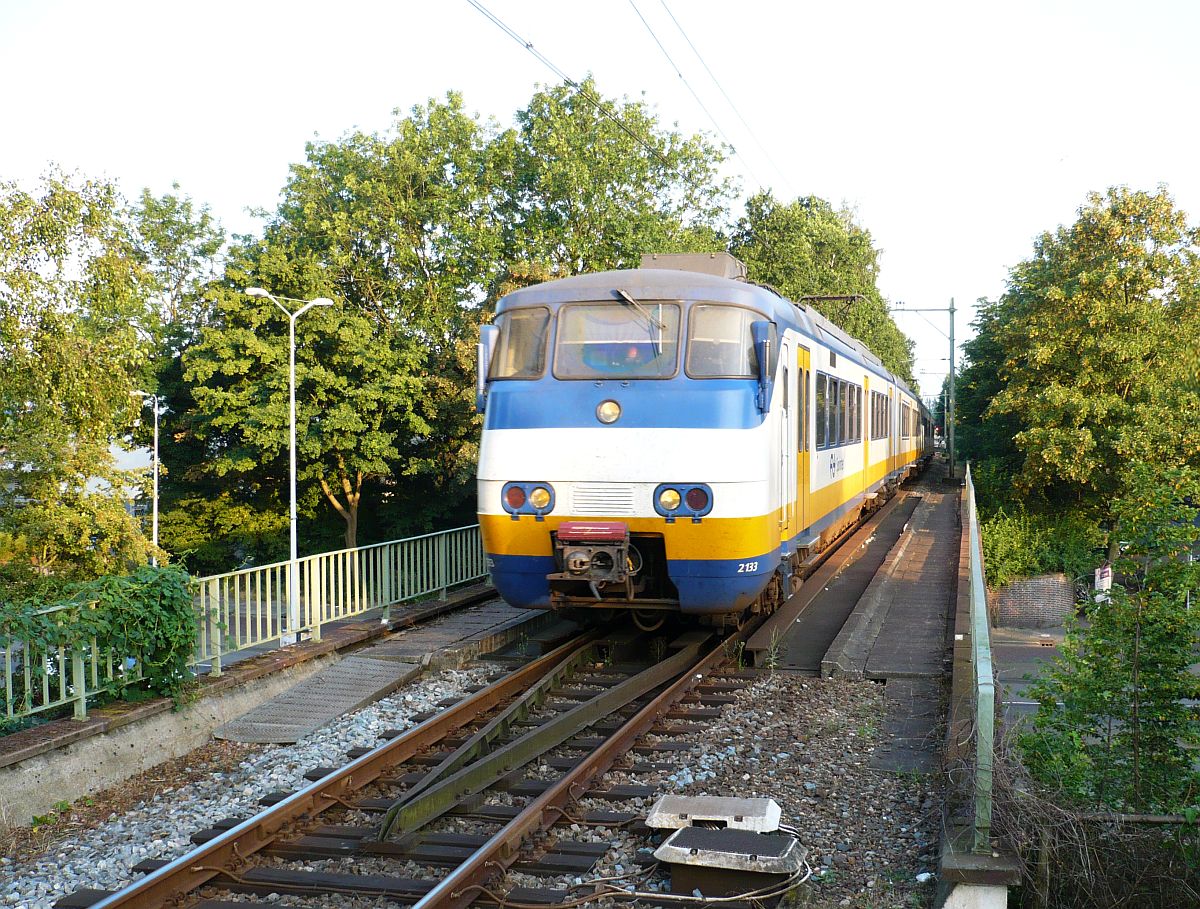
[855,386,862,442]
[839,381,848,446]
[848,384,857,443]
[830,378,839,446]
[816,373,827,448]
[490,307,552,379]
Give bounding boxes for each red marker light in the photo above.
[505,486,527,509]
[685,487,709,511]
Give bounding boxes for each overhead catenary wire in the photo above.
[658,0,796,196]
[625,0,765,190]
[465,0,711,194]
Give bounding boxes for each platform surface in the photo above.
[214,601,539,743]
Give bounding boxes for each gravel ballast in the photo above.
[0,666,493,908]
[2,667,943,909]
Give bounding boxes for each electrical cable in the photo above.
[658,0,796,195]
[625,0,764,189]
[465,0,711,194]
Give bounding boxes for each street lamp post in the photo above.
[130,391,160,566]
[245,287,334,645]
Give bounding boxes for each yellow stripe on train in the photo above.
[479,512,778,560]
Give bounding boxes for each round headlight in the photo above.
[505,486,526,509]
[529,486,551,509]
[685,487,710,511]
[658,488,681,511]
[596,400,621,424]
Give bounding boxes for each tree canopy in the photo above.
[0,79,935,581]
[958,186,1200,535]
[730,192,916,384]
[0,173,155,586]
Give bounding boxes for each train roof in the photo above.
[497,267,924,408]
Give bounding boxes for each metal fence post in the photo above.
[72,647,87,720]
[208,578,222,677]
[438,532,449,600]
[310,556,323,643]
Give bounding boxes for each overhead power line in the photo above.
[466,0,704,187]
[658,0,796,196]
[625,0,764,189]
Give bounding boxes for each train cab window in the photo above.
[490,307,551,379]
[554,302,680,379]
[686,305,768,378]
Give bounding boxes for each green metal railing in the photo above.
[964,464,996,852]
[1,600,143,724]
[2,524,487,724]
[192,524,487,674]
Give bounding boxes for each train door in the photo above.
[862,374,870,492]
[797,346,810,533]
[779,337,796,542]
[888,387,896,476]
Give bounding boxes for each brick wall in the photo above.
[990,573,1074,629]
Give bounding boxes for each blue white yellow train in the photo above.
[475,253,932,626]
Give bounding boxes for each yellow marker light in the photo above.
[658,488,681,511]
[596,400,621,424]
[529,486,552,509]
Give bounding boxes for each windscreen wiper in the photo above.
[615,288,665,356]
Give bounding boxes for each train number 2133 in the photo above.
[736,561,759,573]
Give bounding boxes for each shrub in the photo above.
[0,564,198,709]
[980,509,1103,588]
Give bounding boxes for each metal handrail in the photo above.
[191,524,488,674]
[965,464,996,852]
[1,524,489,724]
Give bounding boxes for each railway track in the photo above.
[63,619,779,909]
[56,481,930,909]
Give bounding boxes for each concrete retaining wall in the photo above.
[0,653,338,832]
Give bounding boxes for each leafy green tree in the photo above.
[968,187,1200,542]
[500,77,731,278]
[180,95,504,552]
[1022,464,1200,811]
[729,192,915,383]
[0,172,155,585]
[167,84,734,561]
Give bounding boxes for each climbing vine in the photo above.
[0,564,199,710]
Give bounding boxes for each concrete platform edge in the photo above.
[820,499,917,679]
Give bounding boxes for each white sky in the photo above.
[3,0,1198,401]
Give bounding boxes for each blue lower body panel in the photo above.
[487,551,779,615]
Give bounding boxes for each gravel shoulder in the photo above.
[664,673,942,908]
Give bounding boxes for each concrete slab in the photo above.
[213,601,546,743]
[775,495,920,673]
[817,460,959,774]
[863,483,957,680]
[214,656,423,743]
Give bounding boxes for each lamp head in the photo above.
[312,297,334,307]
[130,389,151,398]
[245,287,269,298]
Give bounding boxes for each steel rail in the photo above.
[85,631,599,909]
[410,622,760,909]
[380,635,709,839]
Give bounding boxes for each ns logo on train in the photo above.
[474,253,931,629]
